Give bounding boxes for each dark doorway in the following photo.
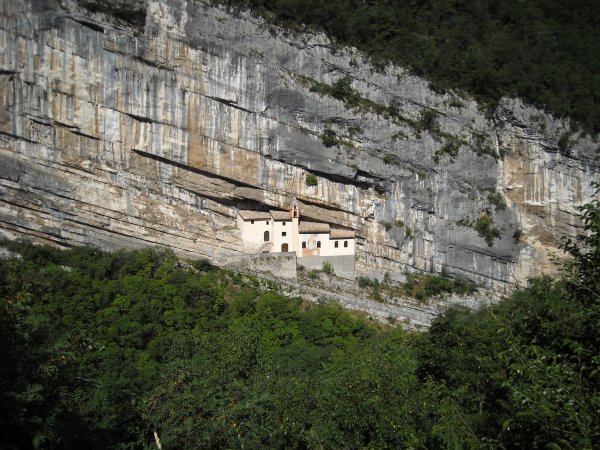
[281,243,289,252]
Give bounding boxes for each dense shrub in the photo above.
[220,0,600,134]
[305,173,318,186]
[2,183,599,448]
[474,213,502,246]
[322,260,334,275]
[77,0,146,29]
[320,128,338,147]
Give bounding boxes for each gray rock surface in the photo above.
[0,0,597,304]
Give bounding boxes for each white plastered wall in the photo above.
[272,219,293,252]
[329,238,355,256]
[239,217,272,246]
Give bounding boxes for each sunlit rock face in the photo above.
[0,0,597,292]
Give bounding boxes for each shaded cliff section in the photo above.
[0,0,597,292]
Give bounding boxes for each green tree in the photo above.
[305,173,318,186]
[417,184,600,448]
[220,0,600,133]
[331,76,356,103]
[320,128,338,147]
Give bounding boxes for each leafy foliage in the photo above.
[558,132,572,153]
[418,109,438,132]
[418,185,600,448]
[562,182,600,302]
[487,190,507,210]
[320,128,338,147]
[357,272,477,303]
[403,272,477,301]
[331,76,357,103]
[0,243,412,448]
[322,260,334,275]
[474,213,502,246]
[433,137,462,164]
[1,185,599,449]
[77,0,146,29]
[305,172,318,186]
[459,212,502,246]
[382,153,401,166]
[221,0,600,134]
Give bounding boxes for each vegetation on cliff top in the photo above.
[2,183,599,450]
[77,0,146,29]
[220,0,600,134]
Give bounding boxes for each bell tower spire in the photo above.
[289,197,300,254]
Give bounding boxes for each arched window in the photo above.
[317,241,321,248]
[344,241,348,248]
[302,241,306,248]
[264,230,270,242]
[334,241,339,248]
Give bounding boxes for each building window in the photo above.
[283,221,286,226]
[281,243,289,252]
[344,241,348,248]
[251,220,254,224]
[266,221,269,225]
[317,241,321,248]
[264,230,270,242]
[302,241,306,248]
[334,241,339,248]
[282,232,287,237]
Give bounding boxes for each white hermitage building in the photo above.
[236,203,355,258]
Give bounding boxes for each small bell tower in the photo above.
[289,197,299,219]
[289,197,300,254]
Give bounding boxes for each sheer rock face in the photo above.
[0,0,597,291]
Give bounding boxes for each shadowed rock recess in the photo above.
[0,0,597,293]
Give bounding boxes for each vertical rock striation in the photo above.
[0,0,597,292]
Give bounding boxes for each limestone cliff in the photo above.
[0,0,597,292]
